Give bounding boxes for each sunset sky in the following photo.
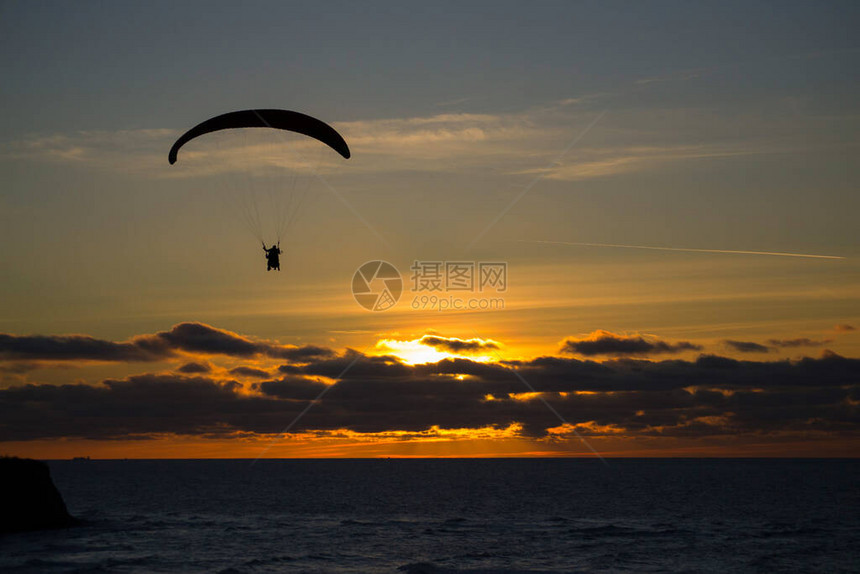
[1,1,858,458]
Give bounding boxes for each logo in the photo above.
[352,261,403,311]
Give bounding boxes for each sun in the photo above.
[374,336,499,365]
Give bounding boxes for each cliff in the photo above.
[0,457,77,534]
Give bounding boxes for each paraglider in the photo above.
[168,109,350,270]
[263,242,282,271]
[168,109,350,165]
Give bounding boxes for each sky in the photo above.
[1,0,858,458]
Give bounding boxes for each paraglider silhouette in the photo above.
[168,109,350,270]
[168,109,350,165]
[263,242,282,271]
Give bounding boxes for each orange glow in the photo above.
[546,422,627,435]
[373,335,500,365]
[509,392,543,401]
[6,433,859,460]
[3,323,858,461]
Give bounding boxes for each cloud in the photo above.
[560,331,702,357]
[2,324,857,445]
[0,333,170,362]
[152,323,335,361]
[255,376,329,400]
[0,374,251,440]
[146,323,335,361]
[375,336,499,365]
[332,111,556,174]
[723,340,771,353]
[149,323,262,356]
[3,343,856,442]
[6,99,837,189]
[835,324,856,333]
[229,366,272,379]
[177,362,212,374]
[514,143,780,182]
[767,338,831,348]
[0,323,335,365]
[5,113,542,177]
[418,335,500,355]
[3,129,174,174]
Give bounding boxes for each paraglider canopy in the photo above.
[167,108,350,250]
[168,109,350,165]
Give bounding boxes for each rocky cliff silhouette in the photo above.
[1,456,77,534]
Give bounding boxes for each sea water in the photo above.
[1,459,857,573]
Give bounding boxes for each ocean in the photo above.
[1,459,857,573]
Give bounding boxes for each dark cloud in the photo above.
[276,345,336,361]
[767,338,830,348]
[723,340,771,353]
[418,335,500,354]
[147,323,335,361]
[298,350,414,380]
[0,323,335,364]
[0,375,251,440]
[149,323,260,357]
[0,333,170,362]
[835,324,856,333]
[230,366,271,379]
[178,362,211,374]
[255,376,328,400]
[2,348,857,442]
[561,331,702,356]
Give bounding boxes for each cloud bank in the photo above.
[2,325,857,446]
[0,323,333,364]
[561,331,702,357]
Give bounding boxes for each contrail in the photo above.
[518,240,845,260]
